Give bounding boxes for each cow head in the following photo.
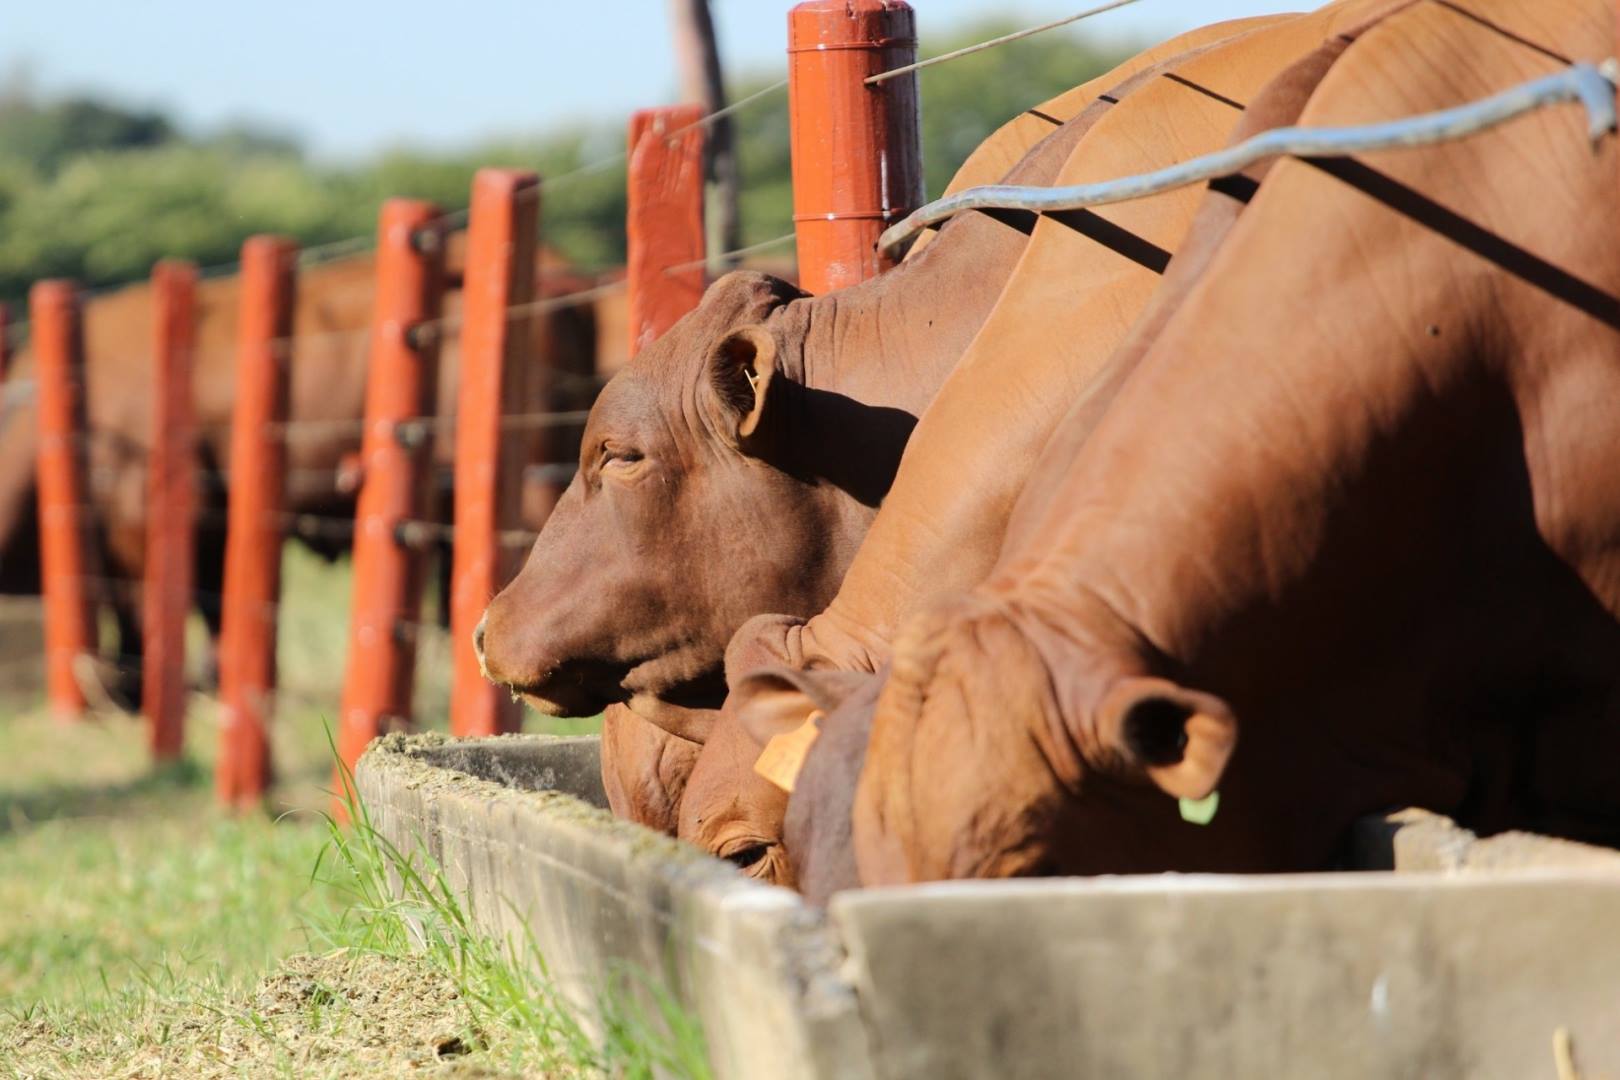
[477,271,853,720]
[679,664,872,895]
[848,593,1237,884]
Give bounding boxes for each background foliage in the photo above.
[0,20,1133,308]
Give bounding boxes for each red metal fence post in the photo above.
[30,281,94,721]
[218,236,297,806]
[338,200,446,783]
[626,105,707,353]
[450,169,538,738]
[143,260,198,760]
[787,0,923,295]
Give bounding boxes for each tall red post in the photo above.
[787,0,923,294]
[626,105,707,353]
[338,200,445,783]
[217,236,297,807]
[31,281,94,721]
[143,260,198,759]
[450,170,538,739]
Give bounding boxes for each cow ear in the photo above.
[1096,676,1237,801]
[706,325,778,451]
[731,667,825,794]
[733,668,817,749]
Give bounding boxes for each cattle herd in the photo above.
[474,0,1620,904]
[0,243,603,704]
[1,0,1614,908]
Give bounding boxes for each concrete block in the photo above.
[833,872,1620,1079]
[1350,807,1620,873]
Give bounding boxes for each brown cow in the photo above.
[473,12,1283,835]
[473,91,1113,820]
[679,0,1397,882]
[0,245,597,702]
[756,0,1620,894]
[0,256,379,694]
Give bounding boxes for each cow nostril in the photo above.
[472,614,487,660]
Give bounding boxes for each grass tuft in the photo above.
[308,736,712,1078]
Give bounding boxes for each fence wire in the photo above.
[866,1,1144,85]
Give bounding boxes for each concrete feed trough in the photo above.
[357,733,1620,1079]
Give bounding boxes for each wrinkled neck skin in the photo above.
[779,94,1098,415]
[600,704,703,835]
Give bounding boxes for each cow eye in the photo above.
[721,842,770,872]
[599,445,644,470]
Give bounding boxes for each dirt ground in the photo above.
[6,949,533,1079]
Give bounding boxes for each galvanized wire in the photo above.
[662,231,797,277]
[664,79,789,139]
[866,0,1144,85]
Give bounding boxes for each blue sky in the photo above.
[1,1,1302,160]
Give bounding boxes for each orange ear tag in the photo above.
[753,710,824,794]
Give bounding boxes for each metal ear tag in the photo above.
[1179,791,1220,826]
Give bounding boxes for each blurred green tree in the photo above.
[0,19,1133,310]
[0,89,175,175]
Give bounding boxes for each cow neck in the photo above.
[781,252,1004,417]
[778,90,1108,415]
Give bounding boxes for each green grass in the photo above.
[315,750,710,1078]
[0,708,356,1077]
[0,709,687,1077]
[0,547,687,1078]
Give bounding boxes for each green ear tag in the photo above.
[1179,790,1220,826]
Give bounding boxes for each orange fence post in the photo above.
[218,236,297,806]
[626,105,707,353]
[30,281,94,721]
[143,260,198,760]
[787,0,923,295]
[450,169,538,738]
[338,200,446,783]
